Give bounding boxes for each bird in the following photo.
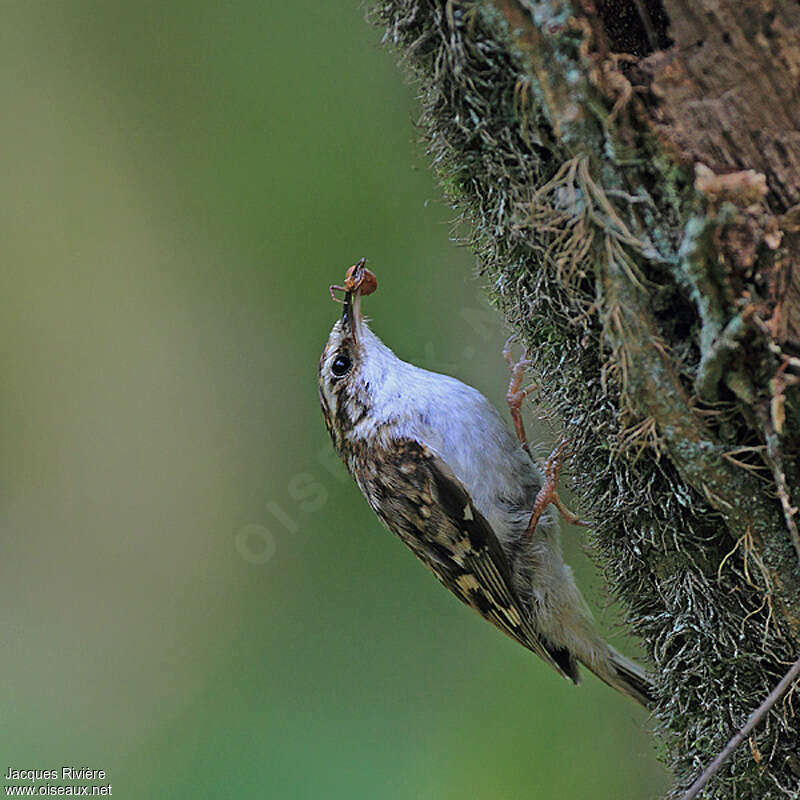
[318,259,653,706]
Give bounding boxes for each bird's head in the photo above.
[319,259,386,451]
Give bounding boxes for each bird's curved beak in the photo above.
[341,257,367,345]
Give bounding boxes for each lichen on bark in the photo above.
[370,1,800,796]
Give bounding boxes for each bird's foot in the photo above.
[503,337,537,455]
[526,438,590,536]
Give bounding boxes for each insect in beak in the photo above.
[329,257,377,347]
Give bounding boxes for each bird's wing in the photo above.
[362,437,571,680]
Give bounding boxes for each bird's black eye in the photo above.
[331,353,352,378]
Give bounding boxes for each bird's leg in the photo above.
[526,438,590,536]
[503,340,588,533]
[503,337,535,456]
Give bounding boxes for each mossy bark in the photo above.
[371,1,800,797]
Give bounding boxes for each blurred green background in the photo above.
[0,2,667,797]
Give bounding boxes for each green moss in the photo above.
[372,1,800,797]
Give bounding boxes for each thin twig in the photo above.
[679,655,800,800]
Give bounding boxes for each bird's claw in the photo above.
[503,337,536,453]
[525,437,590,536]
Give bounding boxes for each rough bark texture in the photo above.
[371,1,800,797]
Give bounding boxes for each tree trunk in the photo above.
[371,1,800,796]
